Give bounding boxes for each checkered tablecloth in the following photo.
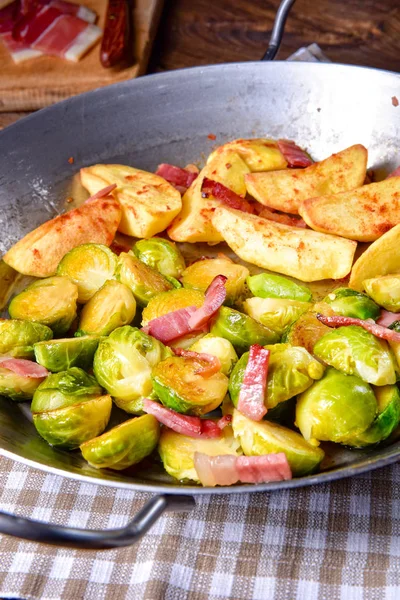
[1,454,400,600]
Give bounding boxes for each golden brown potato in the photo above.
[207,138,287,172]
[80,164,182,238]
[299,177,400,242]
[212,206,357,282]
[245,144,368,214]
[3,196,121,278]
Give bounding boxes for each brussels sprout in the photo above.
[0,260,19,311]
[243,297,311,337]
[247,273,312,302]
[152,355,228,415]
[9,276,78,336]
[158,427,241,482]
[31,367,103,412]
[349,385,400,447]
[115,252,173,307]
[0,320,53,359]
[57,243,117,303]
[141,288,205,326]
[34,336,102,372]
[0,366,45,401]
[229,343,324,410]
[181,257,249,305]
[93,326,172,414]
[133,237,186,279]
[323,287,380,320]
[33,394,112,449]
[232,409,324,476]
[189,334,238,376]
[314,325,397,386]
[281,305,341,354]
[387,321,400,372]
[76,280,136,336]
[80,414,160,470]
[296,367,377,445]
[210,306,278,354]
[363,275,400,312]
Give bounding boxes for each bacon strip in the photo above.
[217,414,232,430]
[188,275,227,330]
[156,164,198,191]
[277,139,313,168]
[85,184,117,203]
[256,206,307,228]
[316,314,400,343]
[201,178,254,213]
[0,357,49,378]
[387,166,400,179]
[143,399,222,439]
[377,310,400,328]
[172,348,221,377]
[237,344,270,422]
[145,306,199,344]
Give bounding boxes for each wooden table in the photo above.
[1,0,399,129]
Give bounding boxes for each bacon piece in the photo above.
[156,164,198,192]
[377,310,400,328]
[145,306,198,344]
[387,166,400,179]
[32,15,101,62]
[188,275,227,330]
[217,414,232,430]
[277,139,313,168]
[316,313,400,343]
[0,357,48,378]
[85,184,117,203]
[143,399,222,439]
[14,5,61,43]
[256,206,307,228]
[1,31,42,62]
[172,348,221,377]
[201,178,254,213]
[237,344,269,422]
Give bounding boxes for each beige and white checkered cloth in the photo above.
[1,454,400,600]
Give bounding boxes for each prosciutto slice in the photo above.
[188,275,227,330]
[201,178,254,213]
[155,164,198,192]
[1,31,42,62]
[194,452,292,487]
[277,139,313,168]
[32,14,101,61]
[377,310,400,328]
[237,344,270,422]
[172,348,221,377]
[0,357,48,378]
[316,313,400,343]
[143,399,222,439]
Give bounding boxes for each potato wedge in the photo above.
[3,196,121,278]
[80,164,182,238]
[299,177,400,242]
[212,206,357,282]
[245,144,367,214]
[350,223,400,291]
[207,138,287,172]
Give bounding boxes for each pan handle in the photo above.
[0,494,195,550]
[261,0,297,61]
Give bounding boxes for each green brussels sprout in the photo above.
[133,237,186,279]
[158,426,241,482]
[242,297,311,337]
[141,287,205,326]
[229,343,325,411]
[0,365,46,401]
[31,367,102,412]
[323,287,380,319]
[76,280,136,336]
[296,367,377,445]
[247,273,312,302]
[387,321,400,372]
[189,334,238,376]
[210,306,279,354]
[0,320,53,359]
[232,409,324,476]
[181,256,249,305]
[349,385,400,447]
[80,414,160,470]
[0,260,19,312]
[34,336,102,372]
[9,276,78,336]
[115,252,173,307]
[93,326,172,414]
[57,243,117,303]
[363,275,400,312]
[281,305,332,354]
[152,355,228,415]
[314,325,397,386]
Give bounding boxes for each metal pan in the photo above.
[0,0,399,549]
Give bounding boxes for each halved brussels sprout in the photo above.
[0,260,19,311]
[189,334,238,376]
[57,243,117,303]
[9,276,78,336]
[349,385,400,447]
[76,280,136,336]
[232,409,324,476]
[296,367,377,445]
[281,306,338,354]
[387,321,400,371]
[158,426,241,482]
[181,257,249,305]
[93,326,172,414]
[133,237,186,279]
[0,320,53,359]
[323,287,380,320]
[31,367,103,413]
[363,275,400,312]
[80,414,160,470]
[243,297,311,337]
[34,336,102,372]
[247,273,312,302]
[210,306,279,354]
[0,366,45,401]
[115,252,173,307]
[141,288,205,326]
[314,325,397,386]
[152,355,228,415]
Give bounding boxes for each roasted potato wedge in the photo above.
[80,164,182,239]
[207,138,288,172]
[245,144,367,214]
[212,206,357,282]
[3,196,121,278]
[299,177,400,242]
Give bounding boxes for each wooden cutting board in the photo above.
[0,0,164,112]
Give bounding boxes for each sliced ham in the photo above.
[0,357,49,378]
[201,178,254,213]
[172,348,221,377]
[256,206,307,228]
[143,399,222,439]
[14,5,62,44]
[387,166,400,179]
[377,310,400,328]
[145,306,199,344]
[1,31,42,62]
[237,344,270,422]
[155,164,198,192]
[188,275,227,330]
[193,452,292,486]
[32,14,101,62]
[277,139,313,168]
[316,313,400,343]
